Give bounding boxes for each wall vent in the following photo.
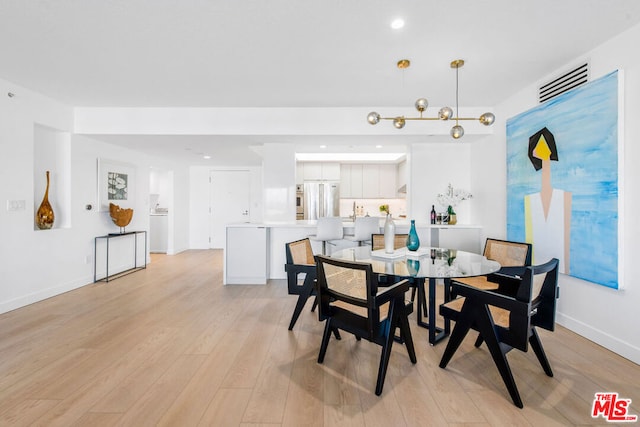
[539,62,589,103]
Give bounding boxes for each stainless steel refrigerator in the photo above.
[303,181,340,220]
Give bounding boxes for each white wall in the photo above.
[473,23,640,363]
[0,77,193,314]
[409,143,473,224]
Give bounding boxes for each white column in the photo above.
[262,143,296,222]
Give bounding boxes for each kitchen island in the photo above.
[224,219,482,285]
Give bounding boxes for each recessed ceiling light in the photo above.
[203,155,211,159]
[319,145,327,149]
[391,18,405,29]
[376,145,383,149]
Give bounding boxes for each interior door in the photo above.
[209,170,251,248]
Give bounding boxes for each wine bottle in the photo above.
[430,205,436,224]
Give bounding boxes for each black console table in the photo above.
[94,231,147,282]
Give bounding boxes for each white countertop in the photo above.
[226,220,481,229]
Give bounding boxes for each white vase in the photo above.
[384,213,395,254]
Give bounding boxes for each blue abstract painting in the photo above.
[507,70,620,289]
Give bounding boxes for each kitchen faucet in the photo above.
[351,201,356,221]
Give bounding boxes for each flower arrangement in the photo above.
[436,183,472,211]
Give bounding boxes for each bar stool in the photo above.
[344,216,380,246]
[309,217,344,255]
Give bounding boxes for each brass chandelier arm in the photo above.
[377,116,443,121]
[366,58,495,139]
[376,116,489,121]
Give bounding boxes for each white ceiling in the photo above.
[2,0,640,165]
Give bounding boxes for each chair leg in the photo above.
[397,310,417,363]
[439,315,472,369]
[318,319,333,364]
[333,328,341,340]
[311,295,318,312]
[529,328,553,377]
[375,305,396,396]
[288,292,311,330]
[475,308,523,409]
[410,286,416,303]
[474,334,484,348]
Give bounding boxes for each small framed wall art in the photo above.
[97,158,136,212]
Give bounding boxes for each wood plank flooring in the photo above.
[0,250,638,426]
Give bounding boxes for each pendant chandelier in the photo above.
[366,59,495,139]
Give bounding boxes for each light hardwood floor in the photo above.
[0,250,638,426]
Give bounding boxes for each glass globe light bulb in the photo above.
[367,112,380,125]
[414,98,428,112]
[451,124,464,139]
[479,112,495,126]
[393,117,406,129]
[438,106,453,120]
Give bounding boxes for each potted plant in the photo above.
[436,183,471,225]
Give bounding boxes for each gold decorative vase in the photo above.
[36,171,55,229]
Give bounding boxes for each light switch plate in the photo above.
[7,200,26,211]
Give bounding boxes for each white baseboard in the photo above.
[0,275,93,315]
[557,312,640,365]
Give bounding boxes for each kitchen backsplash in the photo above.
[339,198,407,219]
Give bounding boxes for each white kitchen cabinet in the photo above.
[150,214,168,253]
[302,162,322,180]
[350,164,363,198]
[361,164,379,198]
[339,163,398,198]
[379,164,397,198]
[301,162,340,181]
[340,164,351,196]
[225,225,269,285]
[321,163,341,180]
[340,164,363,198]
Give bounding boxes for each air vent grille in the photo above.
[539,63,589,103]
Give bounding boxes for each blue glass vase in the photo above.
[406,219,420,251]
[407,259,420,276]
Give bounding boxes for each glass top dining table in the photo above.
[330,246,501,345]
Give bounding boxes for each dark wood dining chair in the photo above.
[439,258,560,408]
[452,238,532,347]
[453,238,532,291]
[284,238,318,330]
[315,255,417,395]
[371,233,408,251]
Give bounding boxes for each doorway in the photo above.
[209,170,251,248]
[149,168,173,254]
